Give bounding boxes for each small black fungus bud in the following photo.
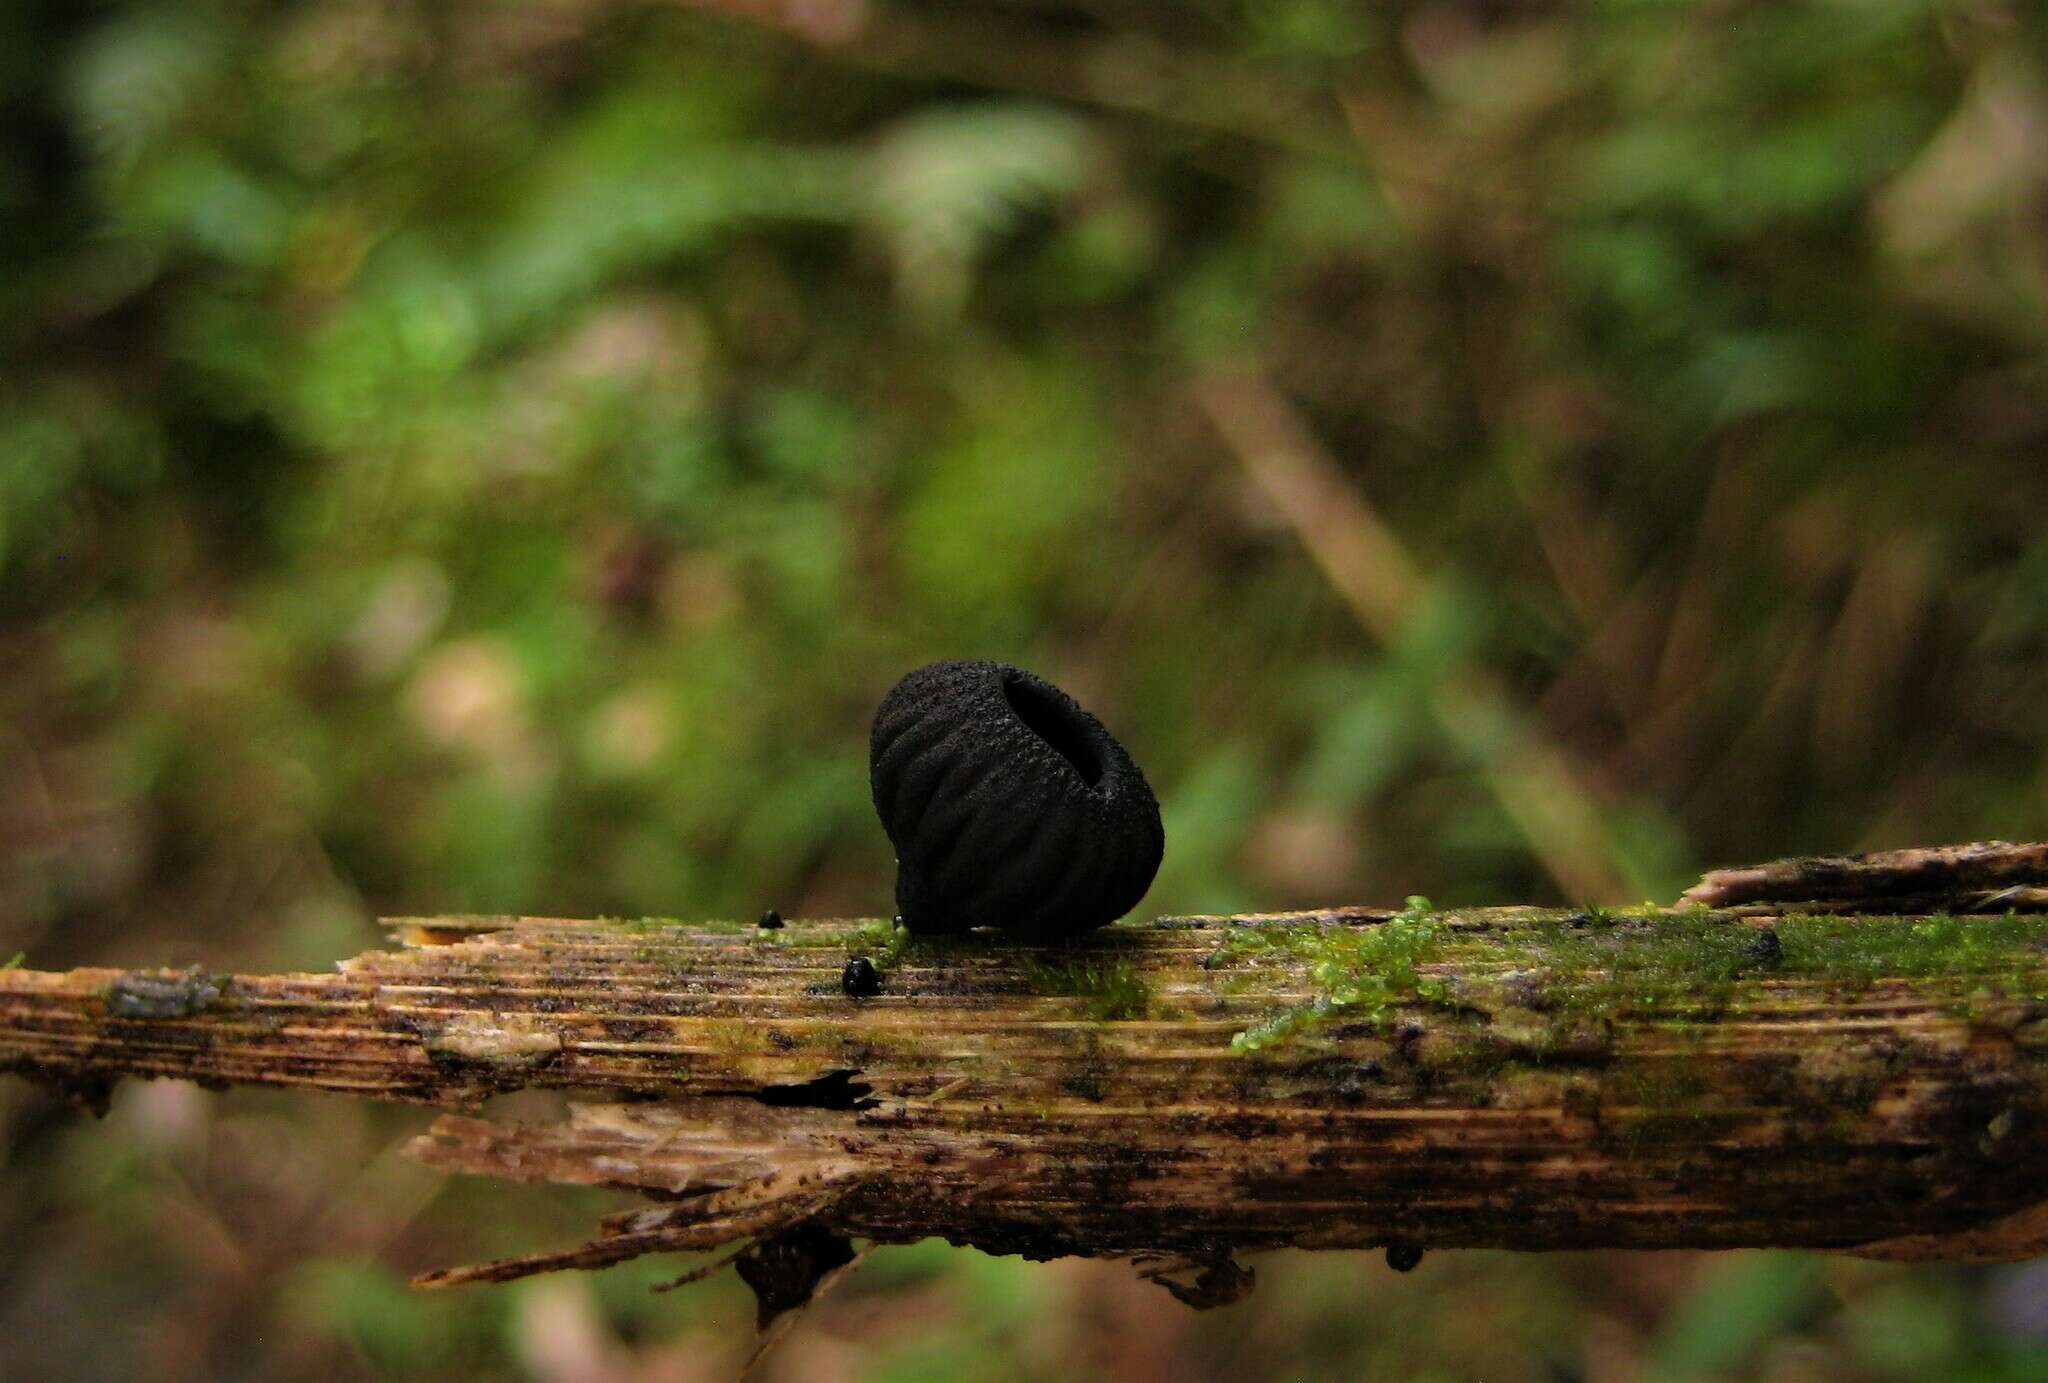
[757,909,784,930]
[869,660,1164,941]
[1746,926,1783,968]
[735,1226,858,1331]
[841,956,881,999]
[1385,1242,1424,1273]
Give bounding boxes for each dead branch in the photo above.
[4,841,2048,1307]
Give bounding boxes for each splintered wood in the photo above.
[4,841,2048,1300]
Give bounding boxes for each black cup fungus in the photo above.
[869,660,1164,941]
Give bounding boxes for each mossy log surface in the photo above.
[5,841,2048,1290]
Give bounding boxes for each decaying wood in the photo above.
[4,841,2048,1306]
[1682,840,2048,914]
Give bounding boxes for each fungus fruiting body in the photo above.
[869,660,1164,940]
[758,909,784,930]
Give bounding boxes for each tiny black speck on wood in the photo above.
[1385,1243,1424,1273]
[757,909,783,930]
[841,956,880,999]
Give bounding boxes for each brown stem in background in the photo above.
[1192,370,1631,901]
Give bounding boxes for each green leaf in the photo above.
[1651,1253,1828,1379]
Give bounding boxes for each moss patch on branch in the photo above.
[1223,897,1446,1053]
[1021,955,1150,1021]
[1219,903,2048,1057]
[1775,912,2048,985]
[1512,909,2048,1021]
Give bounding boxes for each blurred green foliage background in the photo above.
[4,0,2048,1378]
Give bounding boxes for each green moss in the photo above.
[1452,909,2048,1023]
[845,918,915,974]
[1503,909,2048,1019]
[1502,912,1760,1022]
[780,920,888,948]
[603,915,753,936]
[1221,902,2048,1060]
[1020,955,1150,1021]
[834,1027,927,1058]
[696,1019,777,1053]
[692,917,756,935]
[1225,897,1445,1054]
[1774,911,2048,987]
[1210,968,1290,997]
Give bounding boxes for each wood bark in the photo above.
[3,842,2048,1300]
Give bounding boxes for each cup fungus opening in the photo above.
[1003,673,1105,787]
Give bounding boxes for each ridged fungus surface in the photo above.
[869,660,1164,940]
